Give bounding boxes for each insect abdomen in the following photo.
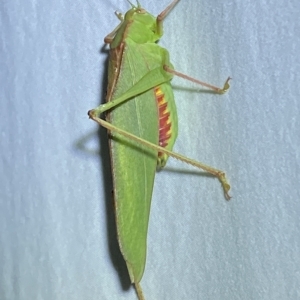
[155,84,178,168]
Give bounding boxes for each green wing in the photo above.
[108,41,171,283]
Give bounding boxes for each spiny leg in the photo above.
[104,11,124,44]
[88,111,231,200]
[156,0,180,36]
[135,282,145,300]
[164,66,231,94]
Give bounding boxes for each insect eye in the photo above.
[136,8,146,14]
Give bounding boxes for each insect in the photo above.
[88,0,231,299]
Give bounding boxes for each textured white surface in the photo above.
[1,0,300,299]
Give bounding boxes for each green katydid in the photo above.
[88,0,231,299]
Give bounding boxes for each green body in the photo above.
[88,2,231,297]
[107,4,178,283]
